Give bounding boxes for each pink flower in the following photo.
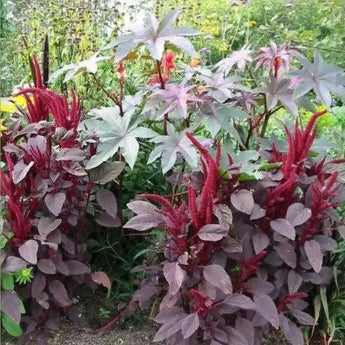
[290,76,300,88]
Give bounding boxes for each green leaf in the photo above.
[1,274,14,290]
[320,286,330,326]
[2,313,22,337]
[258,162,282,171]
[82,110,157,170]
[19,300,26,314]
[238,172,257,181]
[0,234,8,249]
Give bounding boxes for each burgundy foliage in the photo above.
[1,59,110,344]
[124,112,344,344]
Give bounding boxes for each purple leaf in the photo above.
[253,293,279,329]
[12,161,34,184]
[96,190,117,218]
[65,260,90,275]
[290,310,314,325]
[37,259,57,274]
[227,326,248,345]
[214,204,233,228]
[264,76,298,116]
[222,237,242,254]
[197,224,228,241]
[18,240,38,265]
[96,212,121,228]
[1,290,21,324]
[155,307,186,324]
[304,240,323,273]
[89,161,125,185]
[36,292,49,309]
[314,235,337,252]
[45,192,66,216]
[250,204,266,220]
[56,148,86,161]
[37,217,62,239]
[270,218,295,240]
[223,294,256,310]
[275,242,296,268]
[235,316,254,345]
[286,203,312,226]
[153,318,183,342]
[231,189,254,214]
[124,200,162,231]
[49,280,72,307]
[91,272,111,291]
[253,232,270,254]
[181,313,200,339]
[203,264,232,294]
[247,278,275,295]
[31,273,46,298]
[288,270,302,294]
[163,262,185,295]
[2,256,28,273]
[280,314,304,345]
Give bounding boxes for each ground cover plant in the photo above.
[1,3,345,345]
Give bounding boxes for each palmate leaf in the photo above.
[105,10,199,61]
[50,53,110,83]
[291,52,345,107]
[215,44,253,75]
[262,76,299,116]
[81,108,157,170]
[148,123,198,174]
[200,73,249,103]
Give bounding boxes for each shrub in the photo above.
[0,58,110,344]
[124,112,345,344]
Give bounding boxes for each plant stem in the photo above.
[156,59,169,135]
[91,73,118,104]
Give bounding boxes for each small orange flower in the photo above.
[190,58,200,67]
[197,85,206,93]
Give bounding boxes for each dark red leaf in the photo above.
[91,271,111,291]
[18,240,38,265]
[203,264,232,294]
[31,273,46,298]
[286,203,311,226]
[96,190,117,218]
[163,262,185,295]
[49,280,72,307]
[2,256,28,273]
[181,313,199,339]
[1,290,21,324]
[275,242,297,268]
[304,240,323,273]
[45,192,66,216]
[253,293,279,329]
[231,190,254,215]
[64,260,90,275]
[270,218,296,240]
[37,259,57,274]
[197,224,228,241]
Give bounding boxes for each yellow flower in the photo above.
[249,20,257,28]
[0,119,7,133]
[0,95,27,113]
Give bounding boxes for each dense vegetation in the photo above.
[1,0,345,344]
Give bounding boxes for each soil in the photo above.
[3,319,159,345]
[48,319,158,345]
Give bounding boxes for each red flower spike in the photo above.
[277,293,308,313]
[189,289,213,319]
